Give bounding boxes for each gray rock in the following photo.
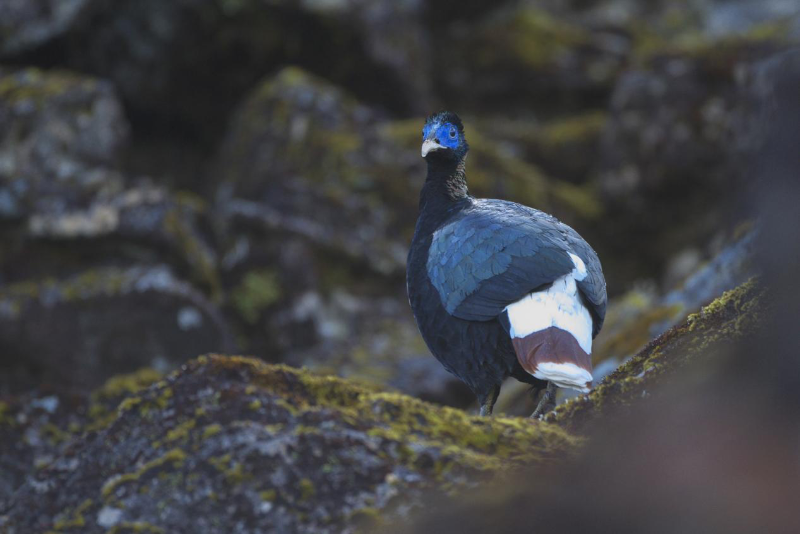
[0,67,129,222]
[594,40,783,278]
[0,0,94,56]
[0,265,233,393]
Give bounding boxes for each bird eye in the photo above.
[449,128,456,139]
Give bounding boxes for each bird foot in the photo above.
[530,382,557,419]
[479,383,502,417]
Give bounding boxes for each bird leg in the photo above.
[530,381,557,419]
[479,383,501,417]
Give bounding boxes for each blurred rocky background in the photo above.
[1,0,799,532]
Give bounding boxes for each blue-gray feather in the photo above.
[426,199,606,336]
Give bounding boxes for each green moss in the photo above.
[0,401,14,426]
[230,269,282,324]
[0,268,154,316]
[349,506,384,531]
[551,182,604,220]
[106,523,166,534]
[0,68,93,108]
[197,355,579,473]
[87,368,163,429]
[208,454,253,485]
[162,206,221,300]
[202,423,222,440]
[116,396,143,415]
[475,9,588,69]
[539,112,607,148]
[164,420,197,443]
[59,269,127,302]
[234,67,369,196]
[259,489,277,502]
[41,422,71,445]
[52,498,93,531]
[173,190,207,213]
[117,385,173,419]
[101,448,188,499]
[633,16,790,63]
[593,301,684,364]
[298,478,316,501]
[94,369,163,400]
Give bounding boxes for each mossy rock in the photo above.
[4,355,578,533]
[216,66,411,276]
[595,37,785,283]
[0,68,218,295]
[548,279,765,431]
[0,67,129,221]
[431,5,625,114]
[0,266,233,393]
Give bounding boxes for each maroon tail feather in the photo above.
[511,326,592,389]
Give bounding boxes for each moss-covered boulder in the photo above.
[215,66,409,275]
[594,36,786,280]
[3,355,577,533]
[0,66,219,290]
[0,67,129,221]
[431,4,627,116]
[0,183,219,297]
[0,266,234,394]
[548,278,765,431]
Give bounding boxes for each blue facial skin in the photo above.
[422,120,467,159]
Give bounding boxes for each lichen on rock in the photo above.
[4,355,577,533]
[0,67,129,222]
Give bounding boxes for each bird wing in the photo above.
[555,219,607,335]
[426,199,607,336]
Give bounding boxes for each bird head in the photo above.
[421,111,468,161]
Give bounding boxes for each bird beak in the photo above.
[421,139,444,158]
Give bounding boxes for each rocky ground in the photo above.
[0,279,769,533]
[1,0,799,531]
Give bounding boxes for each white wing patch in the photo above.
[568,253,587,281]
[504,260,593,355]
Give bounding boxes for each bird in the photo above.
[406,111,607,417]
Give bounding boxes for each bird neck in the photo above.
[420,156,469,209]
[414,156,471,236]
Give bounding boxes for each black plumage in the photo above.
[407,111,606,415]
